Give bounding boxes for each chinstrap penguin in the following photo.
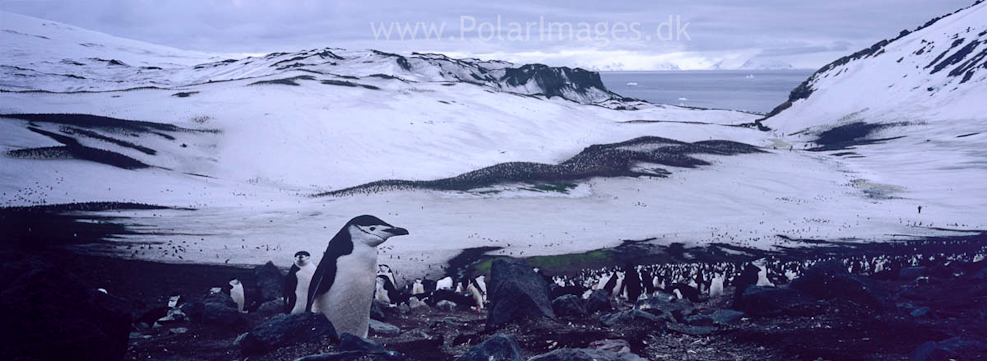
[306,215,409,338]
[283,251,316,314]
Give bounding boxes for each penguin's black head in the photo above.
[294,251,312,266]
[346,214,409,247]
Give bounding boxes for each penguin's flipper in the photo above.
[283,264,299,314]
[306,257,338,312]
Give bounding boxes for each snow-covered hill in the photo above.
[1,9,984,279]
[764,0,987,131]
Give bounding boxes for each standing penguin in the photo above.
[229,279,246,313]
[622,264,642,303]
[306,215,409,338]
[284,251,317,314]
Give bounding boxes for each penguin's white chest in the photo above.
[314,246,377,338]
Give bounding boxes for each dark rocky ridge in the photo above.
[316,136,763,196]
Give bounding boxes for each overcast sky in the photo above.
[1,0,976,70]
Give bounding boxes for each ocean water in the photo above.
[600,70,816,114]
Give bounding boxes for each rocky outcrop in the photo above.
[237,313,338,356]
[552,294,588,318]
[486,258,556,329]
[455,334,523,361]
[739,286,812,317]
[253,261,284,303]
[181,291,246,327]
[790,260,889,309]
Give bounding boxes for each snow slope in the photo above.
[1,9,984,281]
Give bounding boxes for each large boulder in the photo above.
[552,294,588,318]
[369,319,401,337]
[709,309,745,325]
[529,348,646,361]
[237,313,338,356]
[486,258,556,329]
[455,334,523,361]
[0,257,131,361]
[181,291,246,327]
[600,309,661,327]
[584,289,612,314]
[253,261,284,302]
[635,295,694,322]
[739,286,812,317]
[790,260,889,309]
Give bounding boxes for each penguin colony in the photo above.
[230,217,983,340]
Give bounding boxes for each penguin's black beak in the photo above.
[385,227,409,236]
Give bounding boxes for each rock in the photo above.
[529,348,646,361]
[371,300,387,320]
[203,298,245,326]
[972,267,987,281]
[910,307,933,318]
[667,323,718,336]
[256,299,283,315]
[254,261,284,302]
[181,291,247,327]
[336,333,404,360]
[635,295,694,321]
[455,334,523,361]
[436,300,458,311]
[739,286,812,317]
[409,297,428,309]
[790,260,889,309]
[369,319,401,336]
[589,339,632,354]
[584,289,613,314]
[0,258,131,361]
[155,308,188,327]
[684,314,714,326]
[709,309,745,325]
[238,313,338,356]
[486,258,556,329]
[899,266,928,281]
[911,337,987,361]
[169,327,189,334]
[600,309,661,327]
[552,294,588,317]
[398,303,411,314]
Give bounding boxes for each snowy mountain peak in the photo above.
[764,0,987,133]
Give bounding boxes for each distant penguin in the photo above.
[411,279,425,295]
[306,215,409,338]
[465,277,486,310]
[229,279,246,313]
[284,251,317,314]
[375,276,392,304]
[475,275,487,295]
[754,261,775,287]
[709,273,725,297]
[436,276,454,290]
[602,272,618,296]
